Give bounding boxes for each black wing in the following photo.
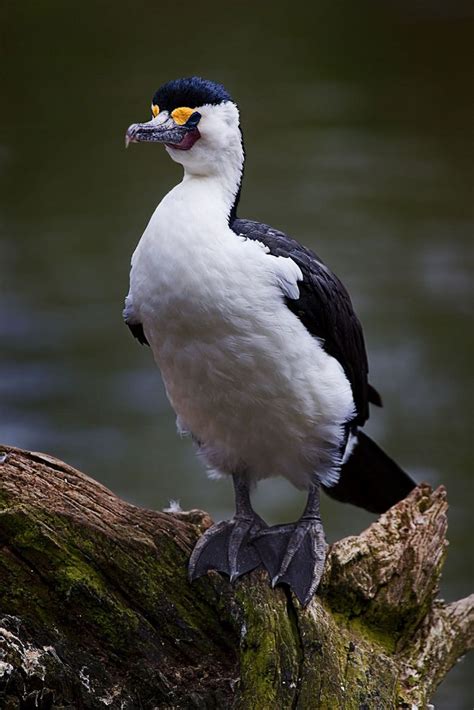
[123,295,149,346]
[126,321,149,345]
[231,218,379,426]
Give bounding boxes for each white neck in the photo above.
[182,158,242,220]
[166,101,244,222]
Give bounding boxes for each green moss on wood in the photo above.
[1,451,462,709]
[233,579,301,708]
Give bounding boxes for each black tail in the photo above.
[322,432,416,514]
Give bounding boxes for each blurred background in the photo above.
[1,0,473,705]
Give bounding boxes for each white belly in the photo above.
[128,190,355,489]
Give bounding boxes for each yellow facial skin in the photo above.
[151,104,160,117]
[171,107,195,125]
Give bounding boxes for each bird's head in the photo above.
[125,77,243,178]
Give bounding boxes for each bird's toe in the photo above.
[252,520,328,606]
[188,516,266,583]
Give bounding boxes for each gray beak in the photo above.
[125,115,197,149]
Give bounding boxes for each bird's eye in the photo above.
[171,107,195,125]
[186,112,201,128]
[151,104,160,118]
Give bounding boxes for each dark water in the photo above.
[1,0,473,705]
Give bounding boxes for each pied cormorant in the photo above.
[124,77,415,605]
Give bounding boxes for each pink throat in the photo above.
[167,128,201,151]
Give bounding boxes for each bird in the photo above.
[124,76,416,606]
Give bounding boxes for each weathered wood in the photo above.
[0,444,472,709]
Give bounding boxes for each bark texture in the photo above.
[0,444,472,709]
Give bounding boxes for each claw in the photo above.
[252,519,328,606]
[189,516,266,583]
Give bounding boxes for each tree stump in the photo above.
[0,444,472,709]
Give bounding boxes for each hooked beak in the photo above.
[125,114,201,151]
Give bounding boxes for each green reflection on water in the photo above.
[2,1,473,706]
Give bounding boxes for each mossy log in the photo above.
[0,445,472,709]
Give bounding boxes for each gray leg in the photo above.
[188,473,267,583]
[252,484,328,606]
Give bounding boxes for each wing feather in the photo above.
[232,218,374,425]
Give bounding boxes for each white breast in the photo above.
[128,179,355,489]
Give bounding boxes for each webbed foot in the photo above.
[252,518,328,606]
[188,514,267,583]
